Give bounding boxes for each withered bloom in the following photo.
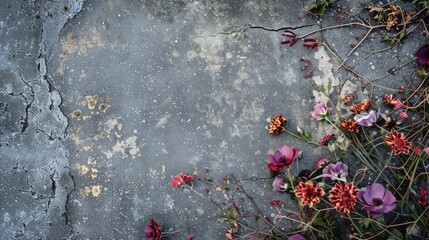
[384,131,412,155]
[350,100,371,114]
[294,181,325,208]
[329,182,359,214]
[268,115,287,135]
[338,119,360,133]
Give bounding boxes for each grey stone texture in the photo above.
[0,0,424,239]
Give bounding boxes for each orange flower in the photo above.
[338,119,359,133]
[294,181,325,208]
[329,182,359,214]
[268,115,287,135]
[350,100,371,114]
[384,131,413,155]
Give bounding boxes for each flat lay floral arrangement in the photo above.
[145,1,429,240]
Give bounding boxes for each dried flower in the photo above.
[415,44,429,67]
[316,158,329,169]
[320,133,335,146]
[339,119,360,133]
[350,100,371,114]
[269,199,281,207]
[336,136,350,151]
[303,38,318,49]
[323,162,348,184]
[342,93,355,105]
[294,181,325,208]
[288,234,306,240]
[281,30,298,46]
[399,111,408,119]
[273,175,288,192]
[144,219,162,240]
[312,103,332,121]
[353,110,378,127]
[414,147,421,154]
[384,94,399,106]
[170,173,194,188]
[267,145,299,172]
[268,114,287,135]
[329,182,359,214]
[225,227,236,240]
[418,197,427,207]
[357,183,396,218]
[384,131,413,155]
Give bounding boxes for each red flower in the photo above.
[329,182,359,214]
[384,131,413,155]
[320,133,335,146]
[186,235,194,240]
[144,219,161,240]
[418,197,427,207]
[268,114,288,135]
[419,188,428,196]
[342,93,355,105]
[414,147,421,155]
[269,199,281,207]
[294,181,325,208]
[170,173,194,188]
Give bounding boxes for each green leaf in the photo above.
[304,131,312,140]
[327,82,332,92]
[308,3,318,12]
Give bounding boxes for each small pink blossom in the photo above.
[312,103,332,121]
[394,101,404,109]
[399,111,408,119]
[424,147,429,154]
[316,158,329,169]
[170,173,194,188]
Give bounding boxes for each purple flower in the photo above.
[312,103,332,121]
[288,234,305,240]
[357,183,396,218]
[273,175,288,192]
[415,44,429,67]
[267,145,299,172]
[322,162,348,185]
[353,110,378,127]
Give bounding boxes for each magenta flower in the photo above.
[288,234,305,240]
[144,219,161,240]
[415,44,429,67]
[315,158,328,169]
[273,175,288,192]
[357,183,396,218]
[322,162,348,185]
[353,110,378,127]
[312,103,332,121]
[267,145,299,172]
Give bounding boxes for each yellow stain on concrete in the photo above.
[84,95,99,110]
[75,163,89,175]
[83,185,102,197]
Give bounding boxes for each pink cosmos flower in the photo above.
[424,147,429,154]
[357,183,396,218]
[267,145,299,172]
[312,103,332,121]
[353,110,378,127]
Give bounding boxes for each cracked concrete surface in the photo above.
[1,0,423,239]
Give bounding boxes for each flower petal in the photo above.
[382,190,396,205]
[369,183,386,200]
